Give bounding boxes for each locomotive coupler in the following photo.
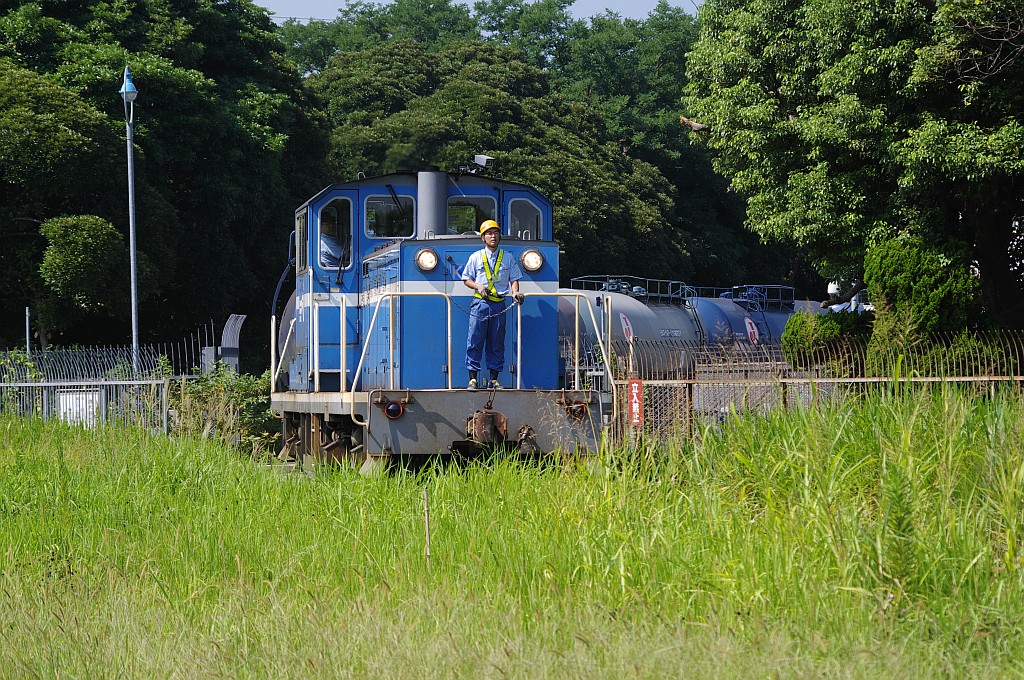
[468,408,508,444]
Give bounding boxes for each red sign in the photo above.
[628,379,643,427]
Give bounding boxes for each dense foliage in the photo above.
[863,235,981,333]
[0,0,328,346]
[686,0,1024,329]
[33,0,1024,349]
[169,363,277,454]
[293,0,803,285]
[1,0,810,350]
[309,39,686,277]
[780,308,871,367]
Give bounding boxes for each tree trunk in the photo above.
[971,178,1024,328]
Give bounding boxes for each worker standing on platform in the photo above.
[461,219,524,389]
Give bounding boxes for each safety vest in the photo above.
[475,249,505,302]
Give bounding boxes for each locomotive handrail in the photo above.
[311,294,347,392]
[270,314,277,386]
[312,298,319,391]
[349,291,453,397]
[271,316,295,391]
[514,292,613,391]
[296,290,607,397]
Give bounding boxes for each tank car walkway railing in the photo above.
[570,275,698,305]
[605,332,1024,443]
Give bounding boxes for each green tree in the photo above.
[0,59,124,342]
[277,2,790,289]
[0,0,329,346]
[686,0,1024,327]
[310,40,687,277]
[277,0,481,74]
[474,0,578,67]
[39,215,131,317]
[553,4,805,287]
[863,236,980,333]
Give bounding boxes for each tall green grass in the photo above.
[2,384,1023,677]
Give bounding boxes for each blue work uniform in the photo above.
[462,247,523,373]
[320,233,344,268]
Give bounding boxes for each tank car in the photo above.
[557,276,705,380]
[271,168,611,471]
[556,277,828,373]
[695,284,822,345]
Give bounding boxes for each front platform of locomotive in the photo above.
[271,167,610,470]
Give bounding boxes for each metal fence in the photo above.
[0,342,210,383]
[0,339,211,431]
[7,331,1024,444]
[0,379,170,431]
[602,332,1024,440]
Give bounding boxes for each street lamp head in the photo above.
[119,66,138,103]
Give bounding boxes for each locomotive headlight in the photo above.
[415,248,439,272]
[520,248,544,272]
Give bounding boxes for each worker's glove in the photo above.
[513,291,525,305]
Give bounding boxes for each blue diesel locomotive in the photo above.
[271,167,612,471]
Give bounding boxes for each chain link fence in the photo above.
[597,331,1024,442]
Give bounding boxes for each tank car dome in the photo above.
[557,290,662,344]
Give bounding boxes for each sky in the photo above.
[255,0,701,23]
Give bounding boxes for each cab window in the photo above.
[319,198,352,269]
[509,198,541,239]
[447,196,496,234]
[295,209,308,272]
[366,195,414,238]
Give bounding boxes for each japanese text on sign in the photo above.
[628,379,643,427]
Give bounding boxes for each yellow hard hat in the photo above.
[479,219,500,235]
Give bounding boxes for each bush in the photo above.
[169,363,278,455]
[863,235,981,333]
[781,309,872,370]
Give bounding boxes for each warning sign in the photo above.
[744,317,759,344]
[628,379,643,427]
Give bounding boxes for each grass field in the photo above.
[2,384,1024,678]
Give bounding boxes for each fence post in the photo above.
[686,382,694,438]
[162,378,170,435]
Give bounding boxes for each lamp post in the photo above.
[119,66,140,373]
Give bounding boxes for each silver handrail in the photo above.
[349,292,453,398]
[272,318,295,389]
[514,292,611,391]
[311,294,348,392]
[312,297,320,391]
[270,314,277,386]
